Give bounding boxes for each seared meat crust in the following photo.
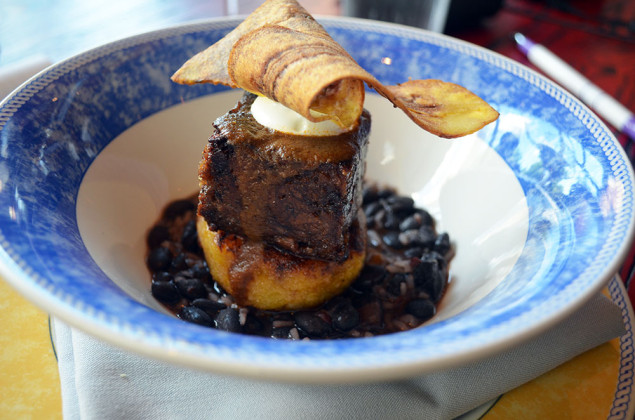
[198,92,370,261]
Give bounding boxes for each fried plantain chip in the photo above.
[171,0,499,137]
[376,80,501,138]
[227,25,367,129]
[171,0,317,87]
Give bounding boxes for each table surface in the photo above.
[1,0,634,418]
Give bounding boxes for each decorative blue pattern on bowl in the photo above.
[0,17,633,380]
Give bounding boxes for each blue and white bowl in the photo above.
[1,17,633,383]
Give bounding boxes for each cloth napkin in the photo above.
[52,288,626,420]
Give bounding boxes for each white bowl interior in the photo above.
[77,90,528,321]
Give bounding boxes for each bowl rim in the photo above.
[1,15,634,383]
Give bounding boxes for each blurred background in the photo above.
[1,0,632,66]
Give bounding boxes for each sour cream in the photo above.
[251,95,346,136]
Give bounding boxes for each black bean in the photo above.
[147,247,172,271]
[427,250,448,272]
[350,278,372,294]
[385,196,415,216]
[244,314,266,336]
[404,247,424,259]
[397,229,420,247]
[414,209,434,227]
[367,229,382,247]
[375,188,394,200]
[406,299,436,321]
[163,199,196,219]
[399,214,422,231]
[294,311,331,337]
[179,306,214,327]
[175,276,207,300]
[151,280,180,303]
[434,232,451,255]
[372,209,386,228]
[381,211,401,230]
[190,263,212,281]
[271,327,291,339]
[332,303,359,331]
[416,226,437,248]
[412,255,445,302]
[386,195,413,205]
[359,265,387,286]
[152,271,173,282]
[184,256,199,268]
[147,225,170,249]
[362,186,380,205]
[181,220,199,252]
[170,253,188,271]
[386,273,407,296]
[399,227,436,248]
[364,201,382,218]
[350,275,373,295]
[382,231,403,249]
[412,255,438,286]
[215,308,242,333]
[192,298,226,316]
[327,298,360,332]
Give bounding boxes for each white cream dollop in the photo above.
[251,95,346,136]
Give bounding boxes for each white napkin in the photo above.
[53,288,626,420]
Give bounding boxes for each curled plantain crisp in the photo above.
[171,0,498,137]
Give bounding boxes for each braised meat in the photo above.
[198,92,370,262]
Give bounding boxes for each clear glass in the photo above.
[341,0,451,32]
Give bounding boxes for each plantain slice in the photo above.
[171,0,498,137]
[377,80,501,138]
[171,0,318,87]
[227,25,366,129]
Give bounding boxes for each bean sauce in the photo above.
[146,185,451,339]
